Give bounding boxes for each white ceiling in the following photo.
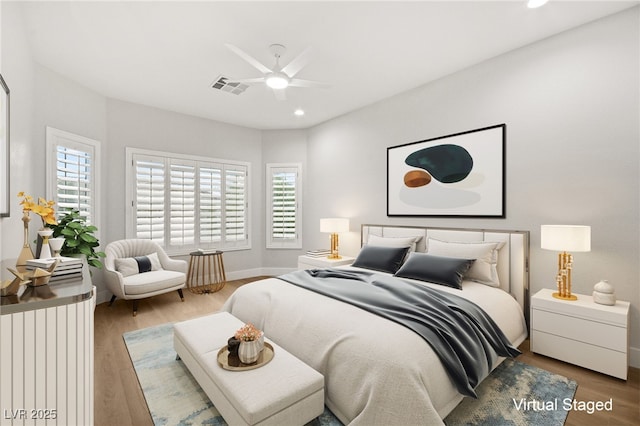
[17,1,638,130]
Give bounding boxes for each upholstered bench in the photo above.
[173,312,325,426]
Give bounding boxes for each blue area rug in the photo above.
[124,323,577,426]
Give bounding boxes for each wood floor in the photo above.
[94,277,639,426]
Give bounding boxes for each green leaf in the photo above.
[66,239,80,247]
[79,233,97,243]
[61,228,76,237]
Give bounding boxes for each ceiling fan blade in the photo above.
[288,78,331,89]
[281,46,313,78]
[225,44,272,74]
[225,77,266,85]
[272,88,287,101]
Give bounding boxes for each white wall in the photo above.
[0,2,37,275]
[305,8,640,363]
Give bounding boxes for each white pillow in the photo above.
[115,252,163,277]
[367,234,423,252]
[426,238,504,287]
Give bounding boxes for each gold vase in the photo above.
[16,210,35,272]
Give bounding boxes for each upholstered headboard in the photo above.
[361,224,530,315]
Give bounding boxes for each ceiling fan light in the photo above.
[266,74,289,89]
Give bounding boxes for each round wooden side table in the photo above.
[186,250,226,294]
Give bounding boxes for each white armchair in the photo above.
[104,239,187,316]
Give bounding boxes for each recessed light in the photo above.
[294,109,305,116]
[527,0,549,8]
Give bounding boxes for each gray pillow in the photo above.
[352,245,410,274]
[394,252,475,289]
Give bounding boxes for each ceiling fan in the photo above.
[224,43,329,100]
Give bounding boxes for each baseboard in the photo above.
[224,267,295,280]
[630,346,640,369]
[96,289,111,306]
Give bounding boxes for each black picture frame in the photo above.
[0,74,9,217]
[387,124,506,218]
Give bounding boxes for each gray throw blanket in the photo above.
[279,268,520,398]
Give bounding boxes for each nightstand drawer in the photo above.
[532,330,628,379]
[532,309,626,352]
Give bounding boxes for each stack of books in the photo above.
[26,257,83,284]
[305,249,331,258]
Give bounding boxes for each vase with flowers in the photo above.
[16,192,58,266]
[234,323,264,364]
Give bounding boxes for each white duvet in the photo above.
[222,267,527,425]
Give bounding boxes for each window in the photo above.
[266,163,301,249]
[46,127,101,227]
[126,148,250,253]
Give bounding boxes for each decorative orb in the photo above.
[404,170,432,188]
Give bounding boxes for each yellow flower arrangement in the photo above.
[17,192,58,226]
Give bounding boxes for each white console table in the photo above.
[0,265,95,425]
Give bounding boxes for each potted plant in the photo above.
[47,209,106,268]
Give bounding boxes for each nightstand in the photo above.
[297,255,355,270]
[531,288,630,380]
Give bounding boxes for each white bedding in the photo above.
[222,266,527,425]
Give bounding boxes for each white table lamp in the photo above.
[541,225,591,301]
[320,218,349,259]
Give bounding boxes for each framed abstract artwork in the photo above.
[0,74,9,217]
[387,124,505,218]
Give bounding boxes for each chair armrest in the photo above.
[103,268,126,299]
[162,258,188,274]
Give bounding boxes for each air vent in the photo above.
[211,75,249,95]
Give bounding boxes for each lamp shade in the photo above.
[541,225,591,252]
[320,218,349,233]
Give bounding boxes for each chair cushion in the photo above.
[123,270,185,295]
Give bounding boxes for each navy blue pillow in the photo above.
[394,252,475,289]
[352,245,410,274]
[134,255,152,273]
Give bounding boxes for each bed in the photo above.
[223,225,529,425]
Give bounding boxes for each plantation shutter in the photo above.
[126,148,250,253]
[46,127,101,231]
[224,165,247,245]
[169,160,196,246]
[55,145,93,223]
[266,164,302,249]
[199,163,223,243]
[134,155,165,244]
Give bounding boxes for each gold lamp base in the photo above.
[327,233,342,259]
[552,292,578,301]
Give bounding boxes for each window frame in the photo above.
[45,126,101,233]
[125,147,251,255]
[266,162,302,249]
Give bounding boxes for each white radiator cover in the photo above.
[0,289,95,425]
